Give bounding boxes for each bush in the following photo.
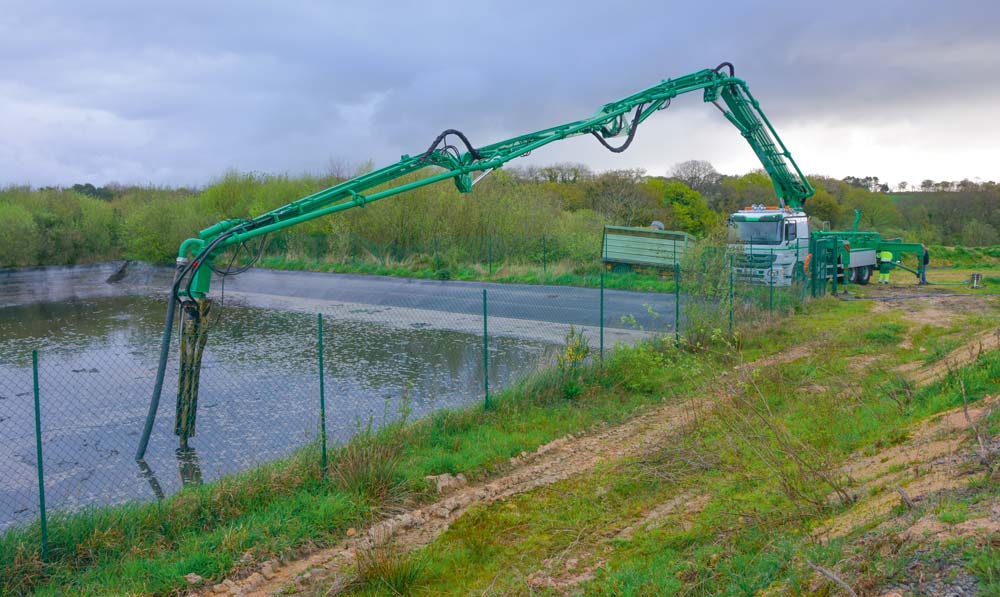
[0,201,40,267]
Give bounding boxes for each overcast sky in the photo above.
[1,1,997,188]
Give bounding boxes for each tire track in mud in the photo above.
[208,398,708,596]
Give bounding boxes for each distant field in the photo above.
[928,244,1000,268]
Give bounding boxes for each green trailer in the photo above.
[811,230,928,286]
[602,226,694,272]
[810,211,928,286]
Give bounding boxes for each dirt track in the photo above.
[202,397,711,595]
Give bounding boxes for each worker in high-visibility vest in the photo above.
[877,249,894,284]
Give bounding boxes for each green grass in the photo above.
[863,322,908,345]
[351,545,429,595]
[929,244,1000,269]
[936,499,972,524]
[257,255,678,293]
[334,297,1000,596]
[967,545,1000,595]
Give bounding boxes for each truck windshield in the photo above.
[732,221,782,245]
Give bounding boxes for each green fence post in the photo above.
[832,248,838,295]
[768,247,774,312]
[810,243,817,298]
[317,314,328,475]
[674,263,680,346]
[599,266,605,364]
[729,254,734,334]
[32,350,49,561]
[483,289,489,409]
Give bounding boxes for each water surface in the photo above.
[0,264,558,528]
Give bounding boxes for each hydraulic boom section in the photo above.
[713,67,813,211]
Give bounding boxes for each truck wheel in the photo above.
[854,266,871,285]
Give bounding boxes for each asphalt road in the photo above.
[0,263,677,332]
[223,269,676,331]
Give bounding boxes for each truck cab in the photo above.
[729,205,809,286]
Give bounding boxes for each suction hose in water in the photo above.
[135,259,186,460]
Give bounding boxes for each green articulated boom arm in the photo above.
[135,62,814,459]
[173,62,813,301]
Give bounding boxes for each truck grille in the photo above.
[736,253,777,269]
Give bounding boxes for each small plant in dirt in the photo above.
[967,545,1000,592]
[458,508,498,562]
[353,544,427,595]
[864,323,907,345]
[557,325,591,399]
[935,499,971,524]
[879,373,915,412]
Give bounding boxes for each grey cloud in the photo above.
[0,0,997,185]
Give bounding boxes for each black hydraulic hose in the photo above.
[591,103,645,153]
[181,226,246,301]
[137,223,255,459]
[419,128,484,163]
[135,262,185,460]
[714,62,735,76]
[137,218,264,459]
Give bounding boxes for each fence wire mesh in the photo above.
[1,232,839,556]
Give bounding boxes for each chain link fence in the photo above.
[0,233,840,560]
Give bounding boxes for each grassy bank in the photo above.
[4,288,999,594]
[331,294,1000,595]
[928,244,1000,269]
[256,255,677,293]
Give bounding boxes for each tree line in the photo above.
[1,161,997,269]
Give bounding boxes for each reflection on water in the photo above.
[135,459,165,500]
[176,448,203,488]
[0,290,557,528]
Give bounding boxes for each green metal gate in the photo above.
[809,237,839,297]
